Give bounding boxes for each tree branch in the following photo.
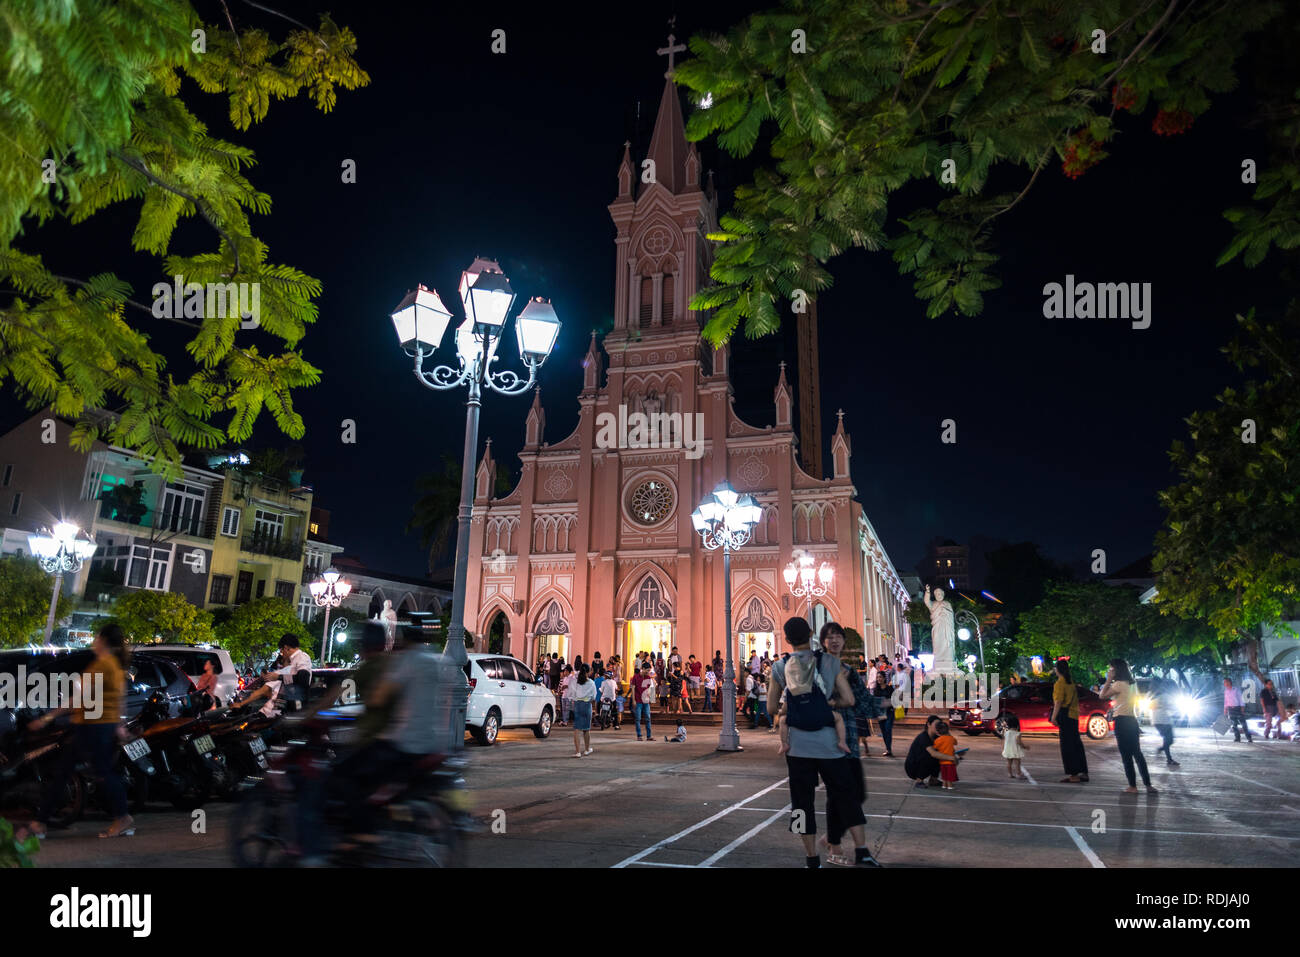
[108,148,242,275]
[976,145,1053,231]
[1102,0,1179,90]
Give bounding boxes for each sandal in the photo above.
[1060,776,1081,783]
[100,816,135,839]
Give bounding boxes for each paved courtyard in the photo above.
[29,721,1300,868]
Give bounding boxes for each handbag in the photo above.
[1211,713,1231,736]
[894,705,905,720]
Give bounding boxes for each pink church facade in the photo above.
[462,75,911,670]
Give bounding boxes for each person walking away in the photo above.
[1149,678,1180,766]
[29,624,133,839]
[1051,659,1089,783]
[631,664,656,741]
[818,622,874,865]
[571,664,597,757]
[666,667,683,715]
[768,617,878,868]
[1098,659,1157,793]
[933,721,960,790]
[904,716,947,788]
[1002,712,1028,779]
[1223,677,1253,742]
[704,666,716,712]
[1261,679,1285,739]
[744,670,758,723]
[549,653,562,694]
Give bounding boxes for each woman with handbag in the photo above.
[1051,658,1089,783]
[872,671,895,756]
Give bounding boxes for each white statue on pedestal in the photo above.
[380,599,398,651]
[924,585,957,674]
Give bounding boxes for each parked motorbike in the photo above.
[230,712,472,868]
[195,705,277,797]
[127,690,229,809]
[0,709,83,827]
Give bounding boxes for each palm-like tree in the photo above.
[408,453,512,574]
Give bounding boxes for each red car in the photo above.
[947,681,1114,740]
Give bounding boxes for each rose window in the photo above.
[628,479,675,525]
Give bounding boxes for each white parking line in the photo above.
[1065,826,1106,868]
[1211,765,1300,798]
[698,804,791,867]
[611,777,789,868]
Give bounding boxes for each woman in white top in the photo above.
[570,664,598,757]
[1098,658,1157,793]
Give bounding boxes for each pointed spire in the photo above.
[582,331,604,393]
[643,76,690,196]
[616,140,633,200]
[525,388,546,448]
[475,438,497,500]
[831,409,851,479]
[774,361,792,429]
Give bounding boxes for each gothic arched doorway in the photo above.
[487,610,509,656]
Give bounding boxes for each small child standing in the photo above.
[664,720,687,743]
[934,720,960,789]
[1002,712,1029,779]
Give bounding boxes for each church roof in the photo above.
[642,78,691,196]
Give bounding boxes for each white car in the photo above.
[465,654,554,745]
[131,644,239,706]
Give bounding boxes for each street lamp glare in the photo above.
[390,284,453,356]
[515,297,562,362]
[782,565,797,586]
[459,259,515,332]
[958,627,971,641]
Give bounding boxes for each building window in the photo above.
[9,492,20,516]
[309,522,319,535]
[297,592,316,622]
[274,580,294,601]
[221,507,241,537]
[128,545,171,591]
[89,538,131,583]
[2,464,11,487]
[253,509,284,542]
[209,575,232,604]
[235,571,253,604]
[160,482,206,535]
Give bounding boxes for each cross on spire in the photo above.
[657,32,686,78]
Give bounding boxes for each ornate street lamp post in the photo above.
[691,480,762,753]
[308,568,352,663]
[955,608,985,672]
[28,522,97,643]
[390,258,561,752]
[782,551,834,629]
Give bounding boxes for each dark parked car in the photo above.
[947,680,1114,740]
[0,648,194,720]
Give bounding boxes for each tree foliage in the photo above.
[0,556,71,648]
[213,595,309,666]
[1017,581,1217,684]
[107,589,213,643]
[1151,309,1299,679]
[674,0,1285,343]
[408,453,512,574]
[0,1,369,475]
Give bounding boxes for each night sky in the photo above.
[5,1,1286,583]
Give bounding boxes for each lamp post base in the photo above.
[716,739,744,753]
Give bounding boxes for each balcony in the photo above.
[241,533,304,561]
[95,497,216,539]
